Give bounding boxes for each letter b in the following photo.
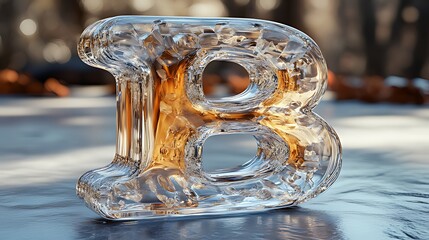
[77,16,342,220]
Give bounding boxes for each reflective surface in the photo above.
[77,16,341,219]
[0,96,428,239]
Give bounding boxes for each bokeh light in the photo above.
[402,6,419,23]
[42,40,71,63]
[19,18,37,36]
[256,0,279,11]
[131,0,155,12]
[81,0,103,14]
[189,0,227,17]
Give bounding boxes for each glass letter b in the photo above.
[77,16,342,220]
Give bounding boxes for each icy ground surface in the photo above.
[0,94,428,239]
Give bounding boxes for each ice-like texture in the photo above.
[76,16,341,220]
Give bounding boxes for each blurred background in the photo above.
[0,0,428,103]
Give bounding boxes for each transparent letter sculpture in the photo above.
[77,16,342,220]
